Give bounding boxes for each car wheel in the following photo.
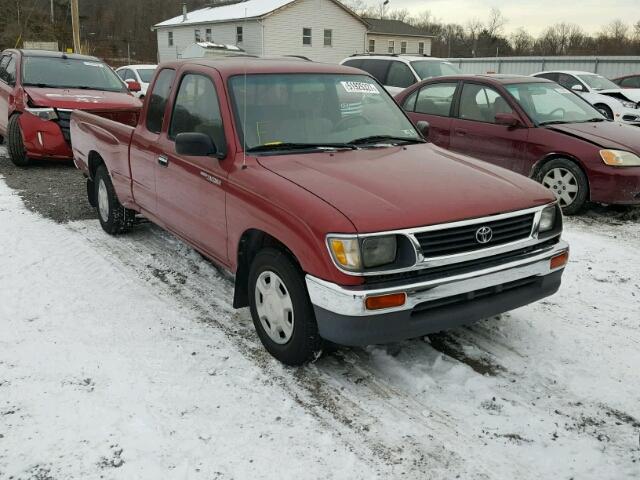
[538,158,589,215]
[7,115,30,167]
[248,248,324,366]
[94,165,135,234]
[594,104,613,120]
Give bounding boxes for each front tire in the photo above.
[248,248,324,366]
[94,165,135,234]
[594,104,613,121]
[7,115,30,167]
[537,158,589,215]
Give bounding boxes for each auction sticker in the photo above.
[341,81,380,94]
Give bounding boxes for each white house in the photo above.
[363,18,433,56]
[153,0,369,64]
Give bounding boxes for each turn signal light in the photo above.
[365,293,406,311]
[550,251,569,270]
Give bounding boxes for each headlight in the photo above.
[25,107,58,121]
[362,236,397,268]
[539,205,557,233]
[600,149,640,167]
[619,100,637,109]
[327,236,361,271]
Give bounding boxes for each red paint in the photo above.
[395,75,640,205]
[0,49,141,161]
[71,60,557,287]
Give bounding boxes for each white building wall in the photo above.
[156,20,262,62]
[262,0,367,63]
[366,34,432,56]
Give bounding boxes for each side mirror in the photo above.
[176,132,218,157]
[416,120,430,139]
[494,113,523,128]
[125,79,142,92]
[571,84,584,92]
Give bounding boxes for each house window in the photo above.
[236,26,243,43]
[205,28,212,42]
[418,42,425,54]
[195,29,202,42]
[401,41,407,54]
[324,29,332,47]
[388,40,394,53]
[303,27,312,45]
[368,39,375,52]
[168,31,174,47]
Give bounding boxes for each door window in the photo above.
[4,56,16,84]
[620,76,640,88]
[403,90,419,112]
[0,55,10,83]
[169,73,226,153]
[359,59,390,84]
[557,73,583,90]
[146,68,176,133]
[387,61,415,89]
[459,83,513,123]
[415,83,457,117]
[116,69,126,80]
[535,72,558,82]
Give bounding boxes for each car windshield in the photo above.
[229,73,422,151]
[136,68,156,83]
[577,74,619,91]
[506,82,604,125]
[411,61,461,80]
[22,56,126,92]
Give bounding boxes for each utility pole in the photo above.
[70,0,81,53]
[51,0,55,23]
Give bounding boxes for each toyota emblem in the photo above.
[475,226,493,244]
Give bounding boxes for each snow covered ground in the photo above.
[1,165,639,479]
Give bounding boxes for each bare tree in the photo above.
[511,28,534,55]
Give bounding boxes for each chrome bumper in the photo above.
[306,240,569,317]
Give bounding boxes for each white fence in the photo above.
[447,56,640,79]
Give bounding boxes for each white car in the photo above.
[115,64,157,99]
[532,70,640,125]
[340,55,462,96]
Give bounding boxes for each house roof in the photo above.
[363,17,433,38]
[154,0,366,28]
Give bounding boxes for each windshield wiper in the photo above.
[247,142,357,153]
[348,135,425,146]
[23,83,61,88]
[582,117,606,122]
[539,120,571,126]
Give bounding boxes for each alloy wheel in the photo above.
[542,167,579,207]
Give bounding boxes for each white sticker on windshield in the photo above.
[84,61,104,68]
[341,81,380,94]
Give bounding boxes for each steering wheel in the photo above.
[548,107,566,118]
[333,115,371,133]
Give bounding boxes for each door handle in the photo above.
[157,155,169,167]
[454,129,467,136]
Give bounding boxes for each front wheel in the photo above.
[7,115,30,167]
[94,165,136,234]
[537,158,589,215]
[248,248,324,366]
[594,104,613,121]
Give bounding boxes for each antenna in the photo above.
[241,6,248,170]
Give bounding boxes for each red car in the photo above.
[0,49,141,166]
[71,59,568,365]
[612,74,640,89]
[395,75,640,214]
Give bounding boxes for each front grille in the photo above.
[55,109,72,144]
[415,213,535,258]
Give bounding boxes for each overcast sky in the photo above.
[367,0,639,35]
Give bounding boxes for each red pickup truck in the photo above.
[0,49,141,166]
[71,59,569,365]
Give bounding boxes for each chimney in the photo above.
[182,3,188,21]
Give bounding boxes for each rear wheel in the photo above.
[537,158,589,215]
[248,248,324,365]
[594,104,613,121]
[94,165,135,234]
[7,115,30,167]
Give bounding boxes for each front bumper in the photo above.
[307,240,568,346]
[589,165,640,205]
[19,112,73,160]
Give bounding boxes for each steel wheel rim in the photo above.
[98,179,110,222]
[255,270,294,345]
[542,167,579,207]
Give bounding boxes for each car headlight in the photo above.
[619,100,638,109]
[25,107,58,121]
[539,205,557,233]
[600,149,640,167]
[327,236,361,271]
[361,236,397,268]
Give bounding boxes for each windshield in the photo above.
[22,56,126,92]
[229,73,421,151]
[137,68,156,83]
[411,61,461,80]
[577,74,619,91]
[506,82,604,124]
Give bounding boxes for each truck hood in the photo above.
[25,87,141,110]
[597,88,640,103]
[257,144,554,233]
[546,121,640,151]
